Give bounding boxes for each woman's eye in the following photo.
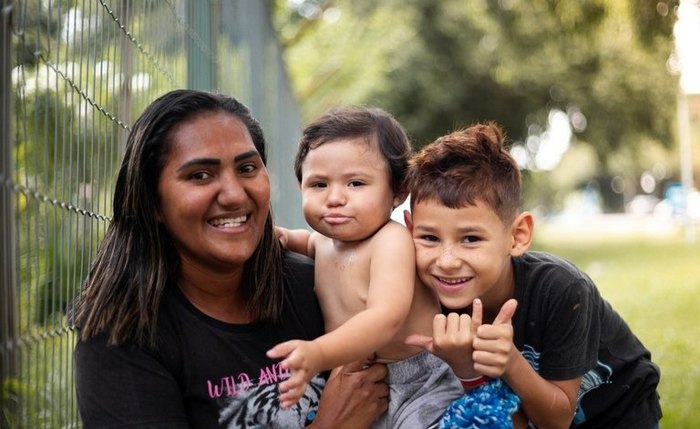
[191,171,212,181]
[239,163,257,174]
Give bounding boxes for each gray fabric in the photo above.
[371,351,464,429]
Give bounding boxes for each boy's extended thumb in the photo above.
[493,299,518,325]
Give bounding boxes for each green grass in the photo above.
[533,224,700,429]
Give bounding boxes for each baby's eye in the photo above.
[463,235,481,243]
[348,180,365,188]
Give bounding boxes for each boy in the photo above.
[404,122,662,428]
[267,107,463,427]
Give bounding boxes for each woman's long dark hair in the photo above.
[75,90,284,347]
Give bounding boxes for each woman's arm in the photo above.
[309,359,389,429]
[74,334,190,428]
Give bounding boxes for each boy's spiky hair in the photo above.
[406,122,521,224]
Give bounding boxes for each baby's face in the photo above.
[409,199,515,310]
[299,138,399,242]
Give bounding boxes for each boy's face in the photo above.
[299,138,401,242]
[409,199,517,310]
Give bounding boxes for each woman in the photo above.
[74,89,388,428]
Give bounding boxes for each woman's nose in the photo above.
[218,172,247,206]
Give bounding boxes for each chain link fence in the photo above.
[1,1,302,426]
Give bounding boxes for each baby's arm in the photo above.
[473,301,579,429]
[275,227,315,258]
[267,222,415,407]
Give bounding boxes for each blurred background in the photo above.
[1,0,698,427]
[274,0,699,227]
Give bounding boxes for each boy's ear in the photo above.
[510,211,534,256]
[392,190,409,209]
[403,209,413,232]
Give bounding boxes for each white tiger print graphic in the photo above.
[218,374,326,428]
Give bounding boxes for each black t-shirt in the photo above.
[75,251,326,428]
[511,251,661,429]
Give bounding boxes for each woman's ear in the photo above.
[510,211,534,256]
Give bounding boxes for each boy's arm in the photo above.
[474,305,579,429]
[502,355,580,429]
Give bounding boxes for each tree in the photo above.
[275,0,681,211]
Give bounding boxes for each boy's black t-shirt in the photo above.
[511,251,661,429]
[75,251,326,428]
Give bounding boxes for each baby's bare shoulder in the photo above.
[373,220,412,239]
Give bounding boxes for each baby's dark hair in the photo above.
[407,122,521,224]
[294,106,411,198]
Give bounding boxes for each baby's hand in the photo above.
[274,226,290,249]
[267,340,322,408]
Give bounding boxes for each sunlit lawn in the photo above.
[533,218,700,429]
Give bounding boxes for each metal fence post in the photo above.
[187,0,215,90]
[1,0,18,422]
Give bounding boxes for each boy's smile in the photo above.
[409,199,516,313]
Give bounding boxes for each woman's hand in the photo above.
[309,358,389,429]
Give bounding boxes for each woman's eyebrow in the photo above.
[177,158,219,172]
[234,150,259,162]
[176,150,260,172]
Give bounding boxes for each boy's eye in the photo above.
[418,234,439,242]
[463,235,481,243]
[310,182,327,189]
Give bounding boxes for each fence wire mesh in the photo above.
[1,1,302,427]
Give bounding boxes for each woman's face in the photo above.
[157,111,271,274]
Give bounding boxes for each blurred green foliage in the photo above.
[275,2,698,425]
[274,0,686,213]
